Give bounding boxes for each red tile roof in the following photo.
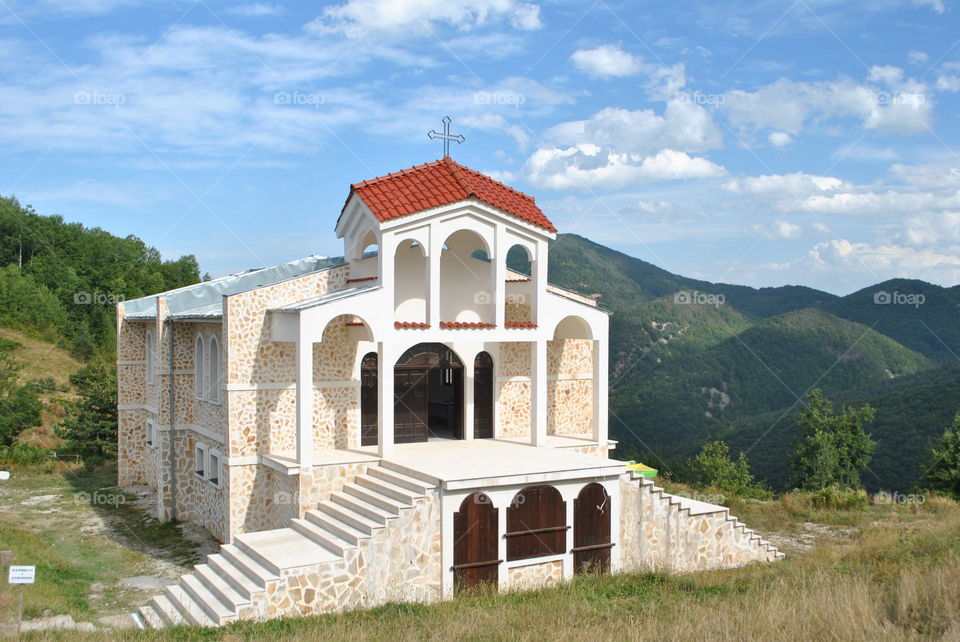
[394,321,430,329]
[504,321,537,329]
[344,157,556,233]
[439,321,497,329]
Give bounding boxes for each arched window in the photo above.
[505,485,567,561]
[360,352,378,446]
[145,330,155,384]
[194,335,205,400]
[207,336,220,404]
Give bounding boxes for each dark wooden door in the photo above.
[473,352,494,439]
[453,492,501,592]
[506,486,567,561]
[360,353,378,446]
[573,483,612,574]
[394,368,428,443]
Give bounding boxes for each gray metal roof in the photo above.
[123,255,341,320]
[270,284,380,313]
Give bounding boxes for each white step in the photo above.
[317,500,381,535]
[165,584,215,627]
[181,574,234,625]
[305,509,368,544]
[221,544,279,586]
[138,605,164,629]
[291,518,354,556]
[343,482,408,514]
[330,492,394,524]
[355,474,420,504]
[194,563,251,611]
[369,465,434,494]
[207,553,263,600]
[150,594,184,627]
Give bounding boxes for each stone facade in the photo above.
[506,559,564,591]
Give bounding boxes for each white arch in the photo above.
[194,334,205,399]
[552,314,594,341]
[145,330,155,384]
[207,335,221,403]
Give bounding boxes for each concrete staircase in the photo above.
[134,465,435,629]
[630,471,783,566]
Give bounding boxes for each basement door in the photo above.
[572,483,612,574]
[453,492,501,592]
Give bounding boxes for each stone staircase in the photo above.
[134,465,436,629]
[628,471,783,569]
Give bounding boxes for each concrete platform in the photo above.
[376,439,626,490]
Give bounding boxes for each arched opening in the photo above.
[573,483,612,574]
[473,351,494,439]
[194,335,205,399]
[394,239,427,323]
[394,343,463,443]
[207,336,220,403]
[453,492,500,592]
[314,314,373,449]
[548,315,594,437]
[360,352,378,446]
[440,229,494,324]
[506,485,567,561]
[349,228,380,280]
[505,243,534,324]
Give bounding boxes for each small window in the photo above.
[146,421,154,446]
[194,445,205,477]
[207,336,220,404]
[146,330,155,384]
[208,452,220,486]
[194,335,205,400]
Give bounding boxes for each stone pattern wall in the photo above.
[505,302,532,323]
[547,339,593,437]
[228,464,298,535]
[619,474,781,572]
[497,342,531,438]
[260,488,442,618]
[505,559,564,591]
[174,431,227,542]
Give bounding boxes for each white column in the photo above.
[532,240,548,326]
[563,496,575,580]
[464,354,475,440]
[592,332,609,446]
[494,227,506,328]
[295,321,314,468]
[377,341,395,458]
[530,340,547,446]
[428,232,442,326]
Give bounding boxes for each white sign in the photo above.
[8,566,35,584]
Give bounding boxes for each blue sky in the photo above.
[1,0,958,294]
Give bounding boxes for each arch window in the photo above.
[194,335,205,399]
[145,330,155,384]
[207,336,220,404]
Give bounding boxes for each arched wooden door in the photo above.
[473,352,494,439]
[453,492,501,592]
[572,483,612,574]
[395,343,463,443]
[360,352,378,446]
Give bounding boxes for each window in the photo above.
[146,421,154,446]
[207,336,220,404]
[194,445,205,477]
[145,330,155,384]
[194,335,205,400]
[208,452,220,486]
[505,485,567,561]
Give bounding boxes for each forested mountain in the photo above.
[0,197,202,357]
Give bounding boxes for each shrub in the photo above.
[0,443,51,465]
[687,440,772,500]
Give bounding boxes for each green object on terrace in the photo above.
[625,461,658,479]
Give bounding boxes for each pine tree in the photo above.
[924,413,960,499]
[57,358,117,457]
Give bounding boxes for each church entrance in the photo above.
[394,343,463,443]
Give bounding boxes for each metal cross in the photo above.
[427,116,465,158]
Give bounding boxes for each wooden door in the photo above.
[473,352,494,439]
[453,493,501,592]
[505,486,567,561]
[394,368,428,443]
[572,483,612,574]
[360,353,378,446]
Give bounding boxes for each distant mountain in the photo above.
[545,234,959,491]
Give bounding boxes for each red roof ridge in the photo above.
[351,159,446,190]
[443,156,536,204]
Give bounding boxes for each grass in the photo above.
[1,469,957,641]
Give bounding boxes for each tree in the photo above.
[688,440,770,499]
[923,412,960,499]
[0,338,42,447]
[57,358,117,457]
[790,389,877,490]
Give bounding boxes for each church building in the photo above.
[117,156,781,628]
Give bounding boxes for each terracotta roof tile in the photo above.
[344,157,556,233]
[504,321,537,329]
[394,321,430,329]
[439,321,497,329]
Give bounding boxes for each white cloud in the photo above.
[310,0,542,39]
[755,220,802,239]
[907,50,929,65]
[723,70,934,135]
[525,146,725,190]
[570,44,643,78]
[226,4,284,17]
[768,131,792,147]
[724,172,845,197]
[912,0,945,13]
[936,75,960,92]
[808,239,960,276]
